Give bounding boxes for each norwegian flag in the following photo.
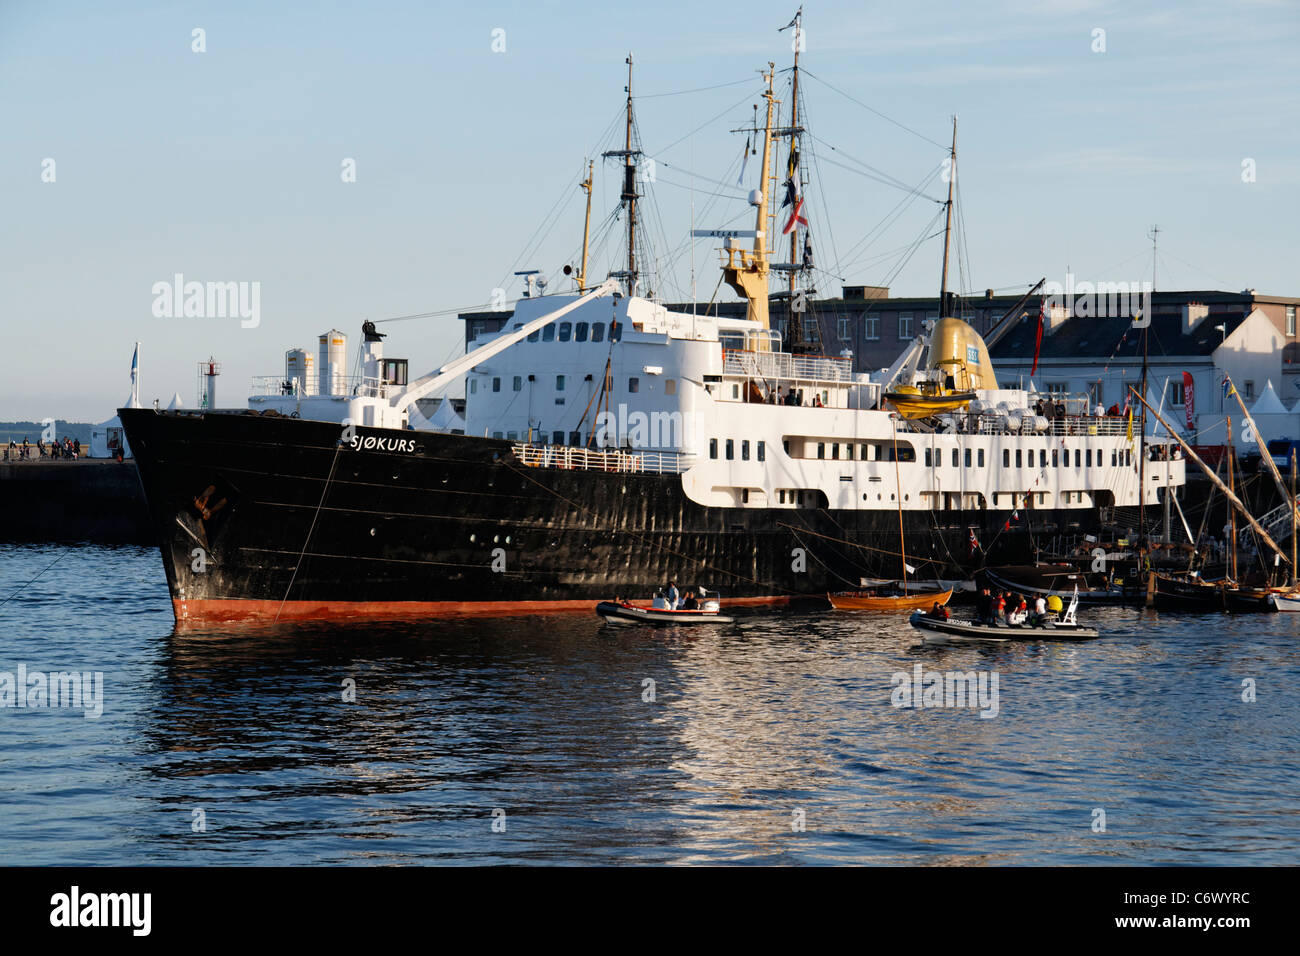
[968,529,980,557]
[782,196,807,235]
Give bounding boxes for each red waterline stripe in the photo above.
[173,594,794,625]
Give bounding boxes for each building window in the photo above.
[492,431,503,439]
[1245,380,1255,400]
[1087,382,1103,409]
[1289,306,1296,337]
[470,379,478,394]
[898,312,914,339]
[570,431,581,446]
[709,439,717,459]
[592,322,605,342]
[1047,382,1067,395]
[757,441,766,462]
[742,440,750,461]
[513,376,522,392]
[864,313,879,341]
[725,439,734,460]
[492,377,501,393]
[837,316,851,342]
[629,377,639,393]
[1166,381,1185,407]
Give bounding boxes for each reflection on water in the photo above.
[1,544,1298,864]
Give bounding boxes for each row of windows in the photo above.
[474,375,675,395]
[998,447,1133,469]
[925,447,987,468]
[522,320,622,344]
[708,439,767,462]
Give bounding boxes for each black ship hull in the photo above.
[119,408,1132,624]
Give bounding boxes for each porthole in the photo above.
[469,534,476,543]
[493,535,500,543]
[505,536,512,544]
[369,528,376,536]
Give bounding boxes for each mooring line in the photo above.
[275,441,343,622]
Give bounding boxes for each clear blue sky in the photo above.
[2,0,1296,421]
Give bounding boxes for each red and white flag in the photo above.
[782,196,807,235]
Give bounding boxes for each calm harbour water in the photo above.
[1,543,1297,866]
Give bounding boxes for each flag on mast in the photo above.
[1030,301,1044,376]
[782,196,807,235]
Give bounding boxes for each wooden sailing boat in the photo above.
[829,418,954,610]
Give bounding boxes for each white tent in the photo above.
[166,391,185,410]
[88,392,138,459]
[411,397,465,434]
[1241,379,1297,445]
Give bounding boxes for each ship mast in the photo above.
[938,117,957,319]
[722,64,776,335]
[786,8,804,348]
[576,160,594,293]
[602,54,643,295]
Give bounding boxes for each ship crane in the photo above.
[389,279,620,416]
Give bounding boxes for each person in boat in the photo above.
[995,591,1007,624]
[681,590,699,611]
[666,581,680,610]
[976,587,993,624]
[927,601,950,620]
[1032,595,1049,627]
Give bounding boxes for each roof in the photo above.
[989,309,1251,362]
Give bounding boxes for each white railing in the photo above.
[722,349,853,383]
[250,375,397,398]
[512,443,694,475]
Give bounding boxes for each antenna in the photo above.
[1148,224,1161,293]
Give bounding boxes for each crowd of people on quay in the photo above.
[3,436,83,461]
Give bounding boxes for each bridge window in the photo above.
[542,325,556,342]
[1111,450,1117,466]
[558,322,572,342]
[925,448,932,467]
[831,443,839,460]
[978,449,985,467]
[1015,449,1022,468]
[964,449,971,468]
[470,379,478,394]
[556,375,565,390]
[575,322,589,342]
[513,376,522,392]
[1003,449,1010,468]
[1039,449,1046,468]
[570,431,581,446]
[1075,449,1081,468]
[952,448,959,467]
[609,320,621,342]
[552,430,564,445]
[492,377,501,393]
[665,379,676,395]
[1086,449,1092,467]
[818,442,826,459]
[591,322,605,342]
[629,377,639,393]
[527,329,540,342]
[1052,449,1058,467]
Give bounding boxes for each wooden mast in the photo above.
[576,160,594,293]
[1292,448,1297,589]
[787,8,803,347]
[1227,415,1238,581]
[1131,387,1291,570]
[623,54,637,285]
